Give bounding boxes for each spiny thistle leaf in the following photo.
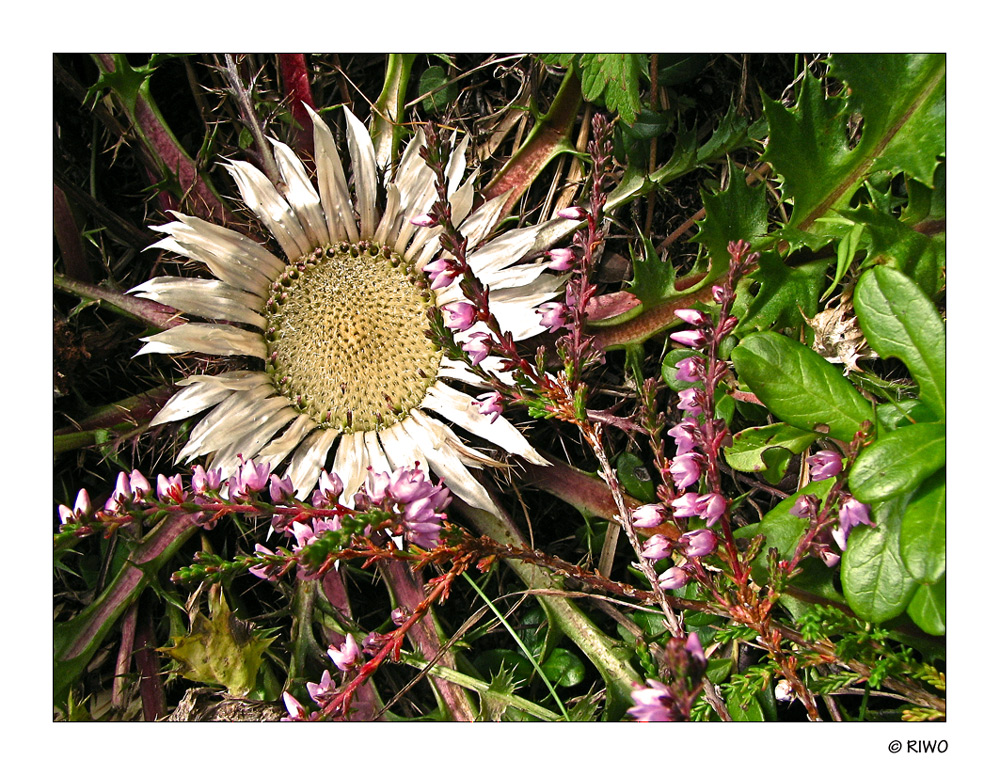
[762,54,945,230]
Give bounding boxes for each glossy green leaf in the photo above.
[762,54,944,230]
[906,577,945,636]
[848,421,944,503]
[615,452,656,503]
[842,497,918,623]
[418,66,457,114]
[725,423,820,473]
[853,266,945,420]
[731,332,875,442]
[846,206,944,300]
[727,693,765,721]
[899,469,945,583]
[541,648,586,688]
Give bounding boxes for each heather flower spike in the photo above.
[132,106,561,511]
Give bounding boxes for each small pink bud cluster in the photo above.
[352,464,452,549]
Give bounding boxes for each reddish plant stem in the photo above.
[278,54,315,157]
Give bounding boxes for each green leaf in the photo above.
[762,54,945,230]
[899,469,945,583]
[906,577,945,636]
[848,421,944,503]
[727,693,765,721]
[577,54,648,124]
[853,266,945,420]
[731,332,875,442]
[628,235,681,307]
[541,648,586,688]
[693,159,769,275]
[737,253,831,333]
[661,347,701,391]
[845,206,944,299]
[418,65,457,114]
[725,422,820,474]
[615,452,656,503]
[842,497,918,623]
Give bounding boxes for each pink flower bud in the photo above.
[472,391,503,423]
[670,492,702,518]
[641,534,673,560]
[669,329,707,348]
[657,566,689,590]
[547,248,576,271]
[537,302,569,333]
[556,206,587,220]
[806,450,843,481]
[442,302,477,331]
[462,332,492,366]
[680,529,717,557]
[409,213,437,227]
[631,503,667,528]
[675,309,709,327]
[697,493,727,526]
[669,453,702,489]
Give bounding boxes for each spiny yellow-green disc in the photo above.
[265,243,440,432]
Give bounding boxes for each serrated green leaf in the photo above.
[693,159,769,274]
[842,497,918,623]
[906,577,945,636]
[628,235,680,307]
[725,423,820,473]
[848,422,944,503]
[577,54,647,124]
[899,469,945,583]
[853,266,945,419]
[731,332,875,442]
[737,253,831,333]
[762,54,945,230]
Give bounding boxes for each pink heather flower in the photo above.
[711,285,726,304]
[675,308,710,327]
[59,488,92,525]
[311,470,344,508]
[679,529,717,558]
[819,548,840,567]
[670,492,703,518]
[409,213,437,227]
[790,494,819,519]
[669,329,707,348]
[547,248,576,271]
[367,470,392,503]
[129,470,151,499]
[685,632,706,667]
[537,301,569,333]
[462,332,492,366]
[328,634,362,672]
[697,493,727,527]
[306,670,338,705]
[156,473,187,503]
[631,503,667,528]
[806,450,843,481]
[423,257,457,290]
[641,534,673,561]
[556,206,587,220]
[472,391,503,423]
[657,566,689,590]
[442,302,477,331]
[676,388,701,413]
[667,421,698,456]
[674,356,704,383]
[387,465,434,504]
[249,543,280,581]
[391,607,409,627]
[290,521,318,549]
[191,465,223,494]
[269,473,295,502]
[240,459,271,493]
[282,692,309,721]
[402,496,446,548]
[669,453,702,489]
[628,679,673,722]
[832,498,873,550]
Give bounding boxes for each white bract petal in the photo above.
[226,160,312,259]
[131,277,266,328]
[344,107,378,238]
[137,323,267,360]
[307,104,358,243]
[287,427,341,497]
[270,138,329,248]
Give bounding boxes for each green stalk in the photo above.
[372,54,417,170]
[455,501,640,719]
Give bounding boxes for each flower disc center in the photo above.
[265,242,440,432]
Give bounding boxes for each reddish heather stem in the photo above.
[278,54,315,157]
